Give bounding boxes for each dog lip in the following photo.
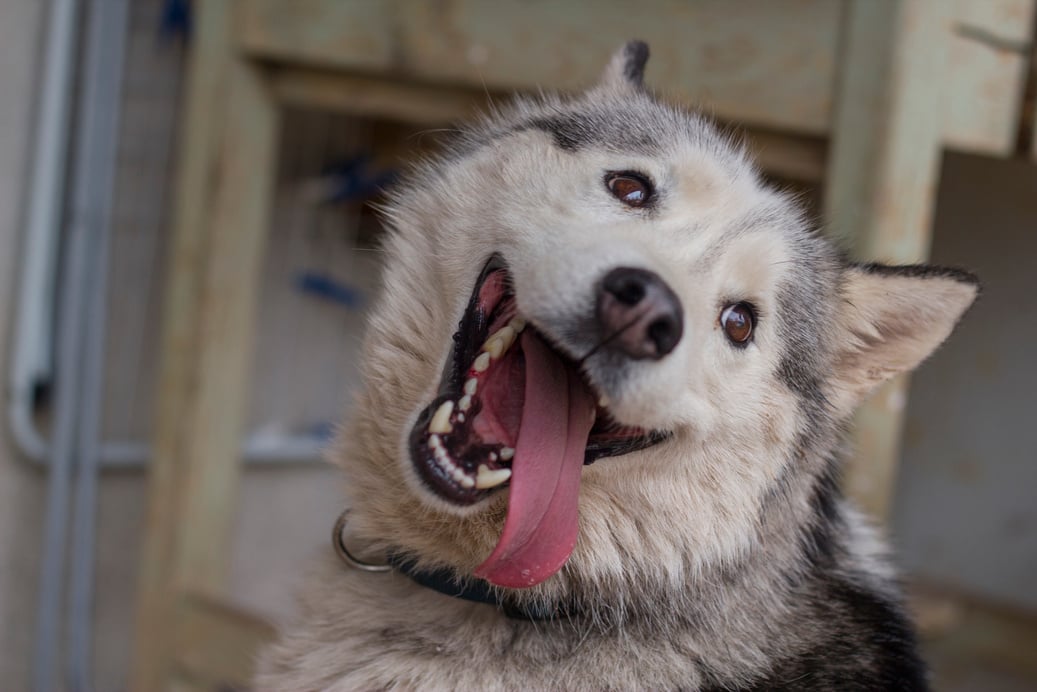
[436,253,508,397]
[409,254,670,505]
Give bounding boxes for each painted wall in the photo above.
[893,152,1037,611]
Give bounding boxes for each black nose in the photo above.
[596,267,683,360]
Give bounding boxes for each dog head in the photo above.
[340,42,978,596]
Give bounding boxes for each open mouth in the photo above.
[408,254,668,587]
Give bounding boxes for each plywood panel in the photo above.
[944,0,1035,155]
[239,0,841,135]
[236,0,395,73]
[240,0,1037,156]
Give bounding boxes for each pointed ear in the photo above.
[829,263,979,415]
[598,40,650,92]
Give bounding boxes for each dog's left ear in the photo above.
[829,263,979,415]
[598,40,650,92]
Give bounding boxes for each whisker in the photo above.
[578,316,640,365]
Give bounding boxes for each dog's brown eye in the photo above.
[720,303,754,345]
[606,172,652,207]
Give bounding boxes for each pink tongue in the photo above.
[474,331,596,588]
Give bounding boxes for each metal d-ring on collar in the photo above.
[332,509,391,572]
[331,508,567,621]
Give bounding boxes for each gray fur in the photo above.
[256,43,978,691]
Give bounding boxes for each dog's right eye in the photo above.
[605,172,653,208]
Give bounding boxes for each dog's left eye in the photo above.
[720,303,755,345]
[605,172,653,207]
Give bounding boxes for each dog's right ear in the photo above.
[828,263,979,416]
[598,40,650,92]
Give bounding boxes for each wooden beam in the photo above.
[168,50,278,593]
[266,65,828,184]
[131,1,281,688]
[171,592,277,689]
[131,3,236,688]
[824,0,955,520]
[267,66,488,125]
[740,129,827,184]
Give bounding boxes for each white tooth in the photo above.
[482,325,517,359]
[500,446,515,461]
[598,394,610,408]
[450,468,474,489]
[428,401,454,434]
[489,452,498,462]
[464,378,478,396]
[483,335,505,359]
[510,317,526,332]
[457,413,465,423]
[496,325,516,350]
[428,434,443,450]
[436,450,455,471]
[476,464,512,489]
[473,352,490,372]
[458,394,472,412]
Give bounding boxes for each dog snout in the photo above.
[596,267,683,360]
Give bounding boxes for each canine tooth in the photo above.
[473,353,490,372]
[598,394,610,408]
[458,394,472,412]
[510,317,526,332]
[483,335,505,359]
[464,378,478,396]
[499,446,515,461]
[457,413,465,423]
[497,325,517,350]
[489,452,498,462]
[429,401,454,434]
[476,464,512,489]
[428,434,443,450]
[482,325,516,359]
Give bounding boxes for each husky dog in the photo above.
[258,42,977,690]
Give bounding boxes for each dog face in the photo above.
[341,42,978,593]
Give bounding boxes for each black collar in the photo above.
[387,554,572,622]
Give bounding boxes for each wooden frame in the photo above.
[131,4,278,689]
[825,0,955,518]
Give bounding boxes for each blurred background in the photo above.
[0,1,1034,690]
